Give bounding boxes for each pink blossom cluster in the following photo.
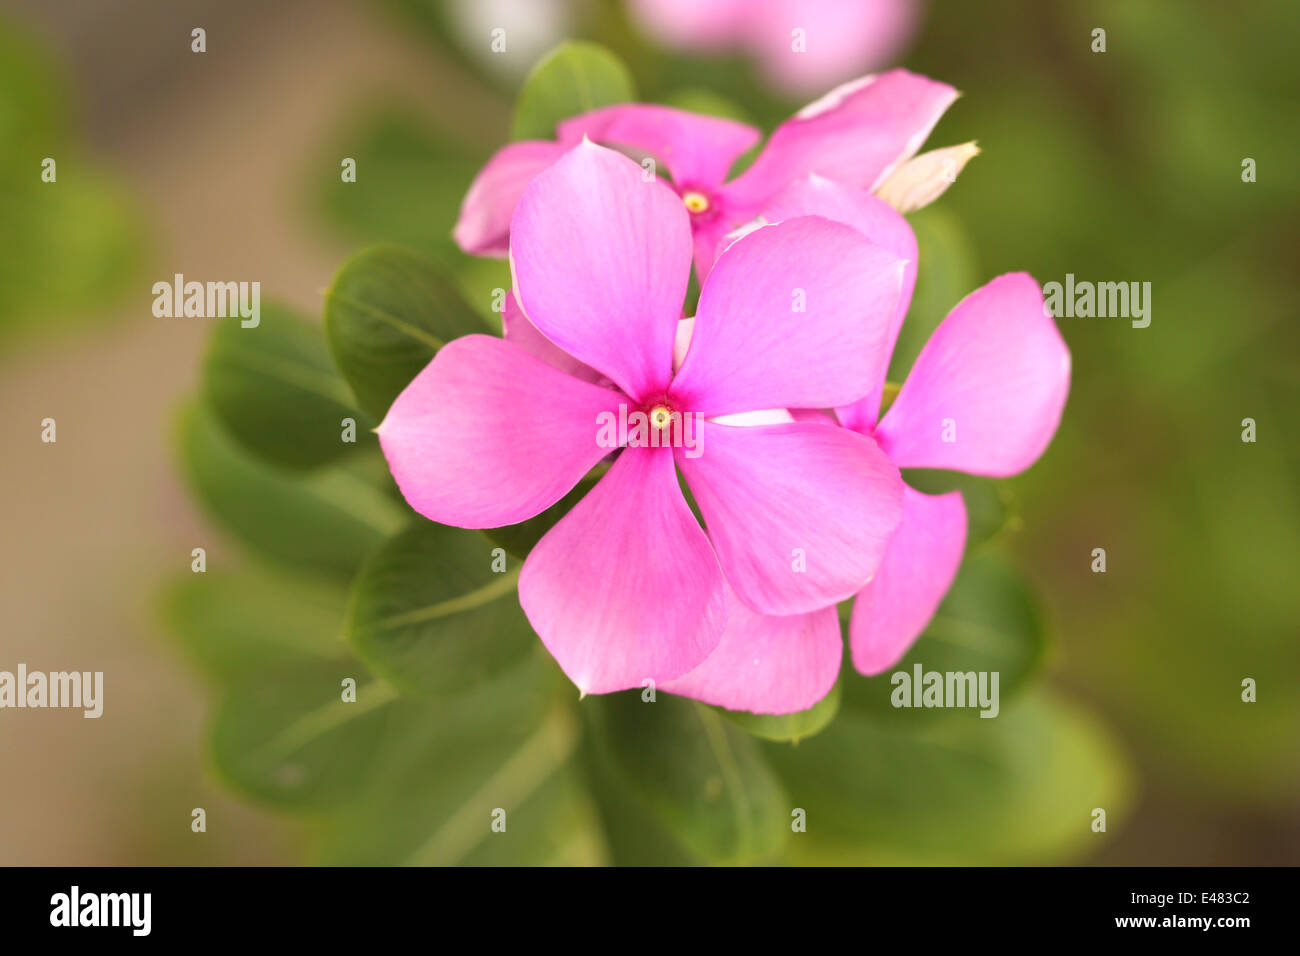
[377,70,1069,714]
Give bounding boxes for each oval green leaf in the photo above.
[208,663,402,811]
[710,680,842,744]
[766,691,1131,864]
[483,473,600,559]
[312,651,596,865]
[162,569,350,682]
[345,521,537,698]
[203,302,366,469]
[583,692,790,864]
[324,244,487,420]
[511,42,635,141]
[174,400,404,580]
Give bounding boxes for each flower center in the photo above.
[648,404,674,429]
[681,191,710,214]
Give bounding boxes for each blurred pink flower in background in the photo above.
[627,0,922,96]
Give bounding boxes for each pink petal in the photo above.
[453,140,566,256]
[850,486,966,675]
[670,215,905,416]
[509,141,691,403]
[626,0,746,50]
[722,70,958,211]
[760,174,918,431]
[677,421,904,615]
[661,592,841,714]
[377,335,622,528]
[874,273,1071,476]
[556,103,760,193]
[501,288,604,385]
[788,407,839,424]
[747,0,921,96]
[519,446,727,694]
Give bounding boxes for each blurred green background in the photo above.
[1,0,1295,864]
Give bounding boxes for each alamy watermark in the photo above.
[50,886,150,936]
[1043,273,1151,328]
[596,403,703,458]
[0,664,103,718]
[890,664,999,718]
[152,273,260,328]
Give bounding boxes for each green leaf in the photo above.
[174,560,587,849]
[0,18,66,155]
[312,110,485,259]
[889,205,979,383]
[161,569,349,682]
[208,663,403,811]
[345,521,537,698]
[314,657,600,865]
[584,692,790,864]
[0,167,144,345]
[483,473,601,559]
[324,244,488,420]
[174,400,405,580]
[841,551,1049,723]
[202,302,366,469]
[766,691,1131,865]
[711,681,841,744]
[579,742,702,866]
[511,42,635,141]
[0,18,144,345]
[452,255,514,329]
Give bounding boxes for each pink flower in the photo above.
[381,141,909,698]
[454,69,958,280]
[742,175,1071,677]
[627,0,921,97]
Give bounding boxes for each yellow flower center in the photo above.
[682,191,710,214]
[649,405,674,429]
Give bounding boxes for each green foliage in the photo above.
[309,107,513,327]
[584,692,790,864]
[173,401,404,580]
[0,16,144,345]
[511,41,636,141]
[711,681,841,744]
[917,1,1300,809]
[889,204,979,384]
[313,110,486,260]
[768,691,1130,865]
[324,245,488,420]
[203,303,367,469]
[345,521,536,698]
[483,474,601,559]
[162,570,350,681]
[315,667,603,865]
[208,664,401,811]
[166,556,602,862]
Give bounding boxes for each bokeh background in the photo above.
[1,0,1296,864]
